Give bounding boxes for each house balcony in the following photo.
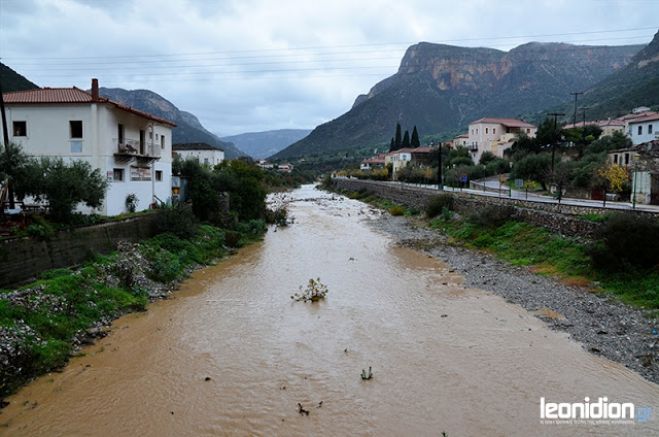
[113,138,161,164]
[466,144,478,152]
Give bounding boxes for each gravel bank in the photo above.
[369,213,659,384]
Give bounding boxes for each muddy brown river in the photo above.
[1,185,657,436]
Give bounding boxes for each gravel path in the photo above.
[368,213,659,384]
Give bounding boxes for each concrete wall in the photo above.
[0,214,158,288]
[331,178,659,239]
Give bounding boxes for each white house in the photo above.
[467,118,537,162]
[1,79,176,216]
[386,147,433,179]
[627,113,659,145]
[173,142,225,167]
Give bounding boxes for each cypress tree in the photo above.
[394,123,402,149]
[402,130,410,148]
[389,137,395,152]
[411,126,420,148]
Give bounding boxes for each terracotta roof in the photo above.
[392,147,434,154]
[470,118,536,129]
[173,142,223,152]
[617,111,658,122]
[3,87,176,127]
[627,113,659,124]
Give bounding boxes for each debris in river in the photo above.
[361,366,373,380]
[317,401,323,408]
[204,376,211,381]
[297,403,310,416]
[291,278,329,302]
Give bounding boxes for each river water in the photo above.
[1,185,657,436]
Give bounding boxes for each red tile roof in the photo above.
[393,147,434,154]
[470,118,536,129]
[3,87,176,127]
[627,113,659,124]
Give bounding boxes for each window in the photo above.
[118,124,124,144]
[638,125,643,135]
[204,158,209,165]
[12,121,27,137]
[149,131,153,140]
[70,120,83,138]
[649,124,654,134]
[526,128,531,134]
[160,135,165,149]
[493,128,496,134]
[139,130,145,154]
[613,154,618,164]
[155,170,163,181]
[625,153,630,165]
[485,128,489,134]
[113,168,124,181]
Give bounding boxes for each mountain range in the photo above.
[221,129,311,159]
[273,39,648,159]
[560,30,659,120]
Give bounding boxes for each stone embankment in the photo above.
[333,177,658,238]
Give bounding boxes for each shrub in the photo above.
[466,205,515,228]
[224,230,241,248]
[125,193,138,213]
[388,205,406,216]
[25,216,55,240]
[590,214,659,271]
[425,194,454,218]
[265,207,288,226]
[154,205,198,239]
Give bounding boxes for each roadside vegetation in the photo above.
[425,200,659,312]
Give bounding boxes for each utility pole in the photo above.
[547,112,565,173]
[570,91,583,127]
[436,142,443,190]
[0,75,14,209]
[580,106,588,128]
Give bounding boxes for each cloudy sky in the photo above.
[1,0,657,136]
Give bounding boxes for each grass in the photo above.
[0,220,266,398]
[429,217,659,312]
[341,189,418,216]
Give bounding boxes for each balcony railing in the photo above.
[114,138,161,159]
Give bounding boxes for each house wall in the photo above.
[628,121,658,145]
[2,103,173,216]
[632,171,652,205]
[467,122,537,163]
[174,149,224,167]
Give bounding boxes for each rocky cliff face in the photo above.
[573,30,659,119]
[99,88,244,158]
[275,40,643,159]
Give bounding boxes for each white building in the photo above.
[467,118,537,162]
[173,143,225,167]
[1,79,176,216]
[627,113,659,145]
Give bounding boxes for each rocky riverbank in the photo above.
[369,213,659,384]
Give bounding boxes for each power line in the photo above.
[2,25,655,62]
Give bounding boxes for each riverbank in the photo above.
[367,211,658,384]
[0,220,266,401]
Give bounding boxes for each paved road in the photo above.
[338,177,659,213]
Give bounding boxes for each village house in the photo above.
[360,153,387,171]
[608,140,659,205]
[466,118,537,163]
[449,133,469,148]
[1,79,175,216]
[626,113,659,145]
[277,163,294,173]
[385,147,434,179]
[173,142,225,167]
[563,119,626,137]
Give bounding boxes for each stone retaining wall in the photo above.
[0,214,159,288]
[331,178,657,238]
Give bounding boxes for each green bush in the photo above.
[154,205,198,239]
[590,214,659,271]
[466,205,515,228]
[146,248,183,282]
[25,216,55,240]
[425,194,454,218]
[388,205,406,216]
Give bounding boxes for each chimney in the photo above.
[91,78,99,101]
